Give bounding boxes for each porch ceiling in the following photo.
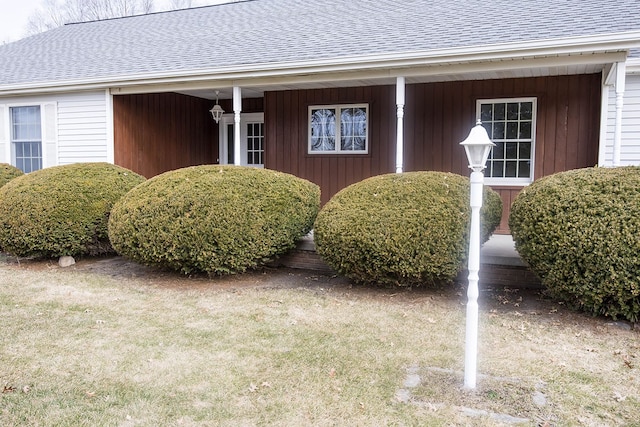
[174,60,608,101]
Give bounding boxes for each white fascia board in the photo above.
[110,52,628,96]
[626,57,640,74]
[2,31,640,96]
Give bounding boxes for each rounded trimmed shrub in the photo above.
[0,163,145,258]
[313,171,502,286]
[108,165,320,275]
[0,163,24,188]
[509,166,640,322]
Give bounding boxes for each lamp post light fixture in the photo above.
[459,119,495,389]
[209,90,225,123]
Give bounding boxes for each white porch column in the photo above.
[395,77,405,173]
[613,62,626,167]
[233,86,242,166]
[597,83,610,167]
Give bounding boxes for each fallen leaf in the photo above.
[85,391,96,398]
[613,392,627,402]
[2,385,16,394]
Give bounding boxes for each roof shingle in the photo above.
[1,0,639,87]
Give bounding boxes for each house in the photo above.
[1,0,639,233]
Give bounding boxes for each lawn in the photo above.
[1,256,638,426]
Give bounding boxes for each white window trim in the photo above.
[8,104,44,173]
[476,97,537,186]
[219,112,265,167]
[308,104,369,154]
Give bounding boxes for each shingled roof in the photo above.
[1,0,640,90]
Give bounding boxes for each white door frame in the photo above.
[219,112,265,167]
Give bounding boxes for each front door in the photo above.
[219,113,265,167]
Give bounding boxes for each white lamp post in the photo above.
[459,120,495,389]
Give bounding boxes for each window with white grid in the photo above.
[246,122,264,166]
[477,98,536,185]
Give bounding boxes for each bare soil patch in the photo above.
[3,253,627,331]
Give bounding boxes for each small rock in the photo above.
[403,373,421,388]
[395,388,411,403]
[606,321,632,331]
[59,256,76,267]
[532,391,547,407]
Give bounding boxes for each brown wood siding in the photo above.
[404,74,601,177]
[265,86,396,204]
[113,92,218,178]
[267,75,601,232]
[405,74,601,232]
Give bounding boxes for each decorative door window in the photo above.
[309,104,368,154]
[477,98,537,185]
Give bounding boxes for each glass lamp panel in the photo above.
[464,144,492,169]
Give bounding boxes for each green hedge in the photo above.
[509,166,640,321]
[0,163,23,188]
[108,165,320,275]
[0,163,145,258]
[313,171,503,286]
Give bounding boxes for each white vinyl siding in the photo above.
[57,92,109,164]
[0,91,109,168]
[603,74,640,165]
[0,104,8,164]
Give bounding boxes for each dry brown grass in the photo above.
[1,256,638,426]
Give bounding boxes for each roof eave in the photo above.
[1,31,639,96]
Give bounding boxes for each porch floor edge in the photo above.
[276,234,541,289]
